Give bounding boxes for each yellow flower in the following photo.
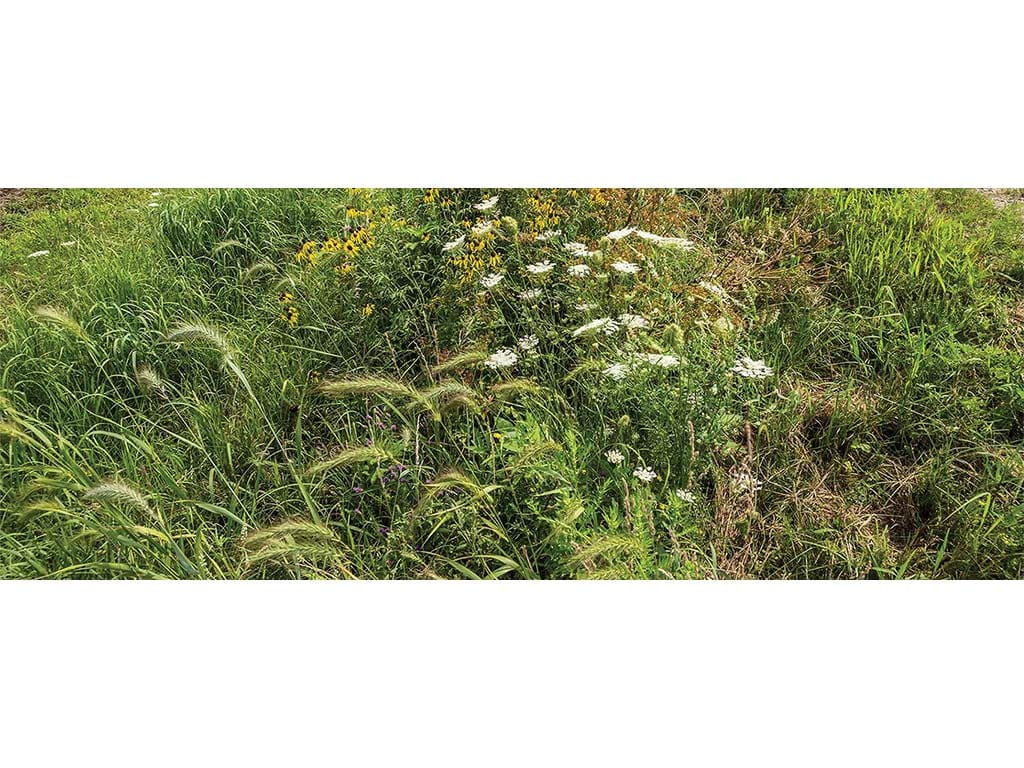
[362,303,375,318]
[492,432,502,440]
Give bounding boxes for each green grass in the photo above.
[1,187,1022,578]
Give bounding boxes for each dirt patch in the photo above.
[977,188,1024,209]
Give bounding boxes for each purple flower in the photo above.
[353,486,364,494]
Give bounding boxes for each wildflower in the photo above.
[484,348,518,370]
[535,229,562,241]
[278,291,294,303]
[603,363,629,381]
[519,288,542,301]
[493,432,503,440]
[472,220,495,236]
[564,241,589,257]
[362,303,375,318]
[633,466,658,483]
[517,334,540,354]
[675,489,696,503]
[611,260,640,274]
[280,305,299,327]
[526,260,554,275]
[630,352,680,368]
[605,449,625,465]
[568,263,591,277]
[572,317,619,337]
[617,313,648,330]
[442,235,465,252]
[474,195,499,211]
[730,355,774,379]
[699,280,730,301]
[575,302,598,312]
[730,468,763,494]
[480,272,504,289]
[605,227,635,240]
[633,230,695,249]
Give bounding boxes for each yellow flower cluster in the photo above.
[448,222,501,285]
[362,303,375,318]
[589,188,608,206]
[279,291,299,327]
[423,188,440,205]
[526,191,562,234]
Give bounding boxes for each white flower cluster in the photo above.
[730,468,763,494]
[526,260,555,275]
[517,334,540,354]
[484,348,518,370]
[675,489,696,504]
[572,317,620,337]
[568,264,592,277]
[610,260,640,274]
[474,195,499,211]
[603,227,694,249]
[535,229,562,241]
[605,448,625,465]
[480,272,504,289]
[617,313,648,330]
[443,235,466,252]
[633,466,658,483]
[519,288,542,301]
[730,355,774,379]
[472,221,495,236]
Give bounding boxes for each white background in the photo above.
[3,1,1023,765]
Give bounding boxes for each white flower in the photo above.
[526,260,555,275]
[472,220,495,236]
[443,235,466,252]
[610,260,640,274]
[633,230,695,249]
[675,489,696,503]
[617,313,648,330]
[474,195,499,211]
[572,317,619,337]
[480,272,504,289]
[519,288,542,301]
[730,355,774,379]
[605,449,625,465]
[484,348,518,370]
[605,227,635,240]
[730,468,763,494]
[517,334,539,353]
[575,302,598,312]
[568,263,591,277]
[631,352,679,368]
[603,363,629,381]
[699,280,730,301]
[535,229,562,241]
[563,241,589,257]
[687,392,701,406]
[633,466,658,483]
[27,250,50,258]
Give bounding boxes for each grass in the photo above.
[1,187,1022,579]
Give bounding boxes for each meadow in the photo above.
[1,187,1023,578]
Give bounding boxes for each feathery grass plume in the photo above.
[165,322,234,360]
[565,534,645,576]
[421,381,484,414]
[82,480,157,521]
[490,378,545,402]
[240,519,354,578]
[431,350,489,376]
[419,469,501,507]
[305,444,394,476]
[30,305,90,342]
[319,375,440,420]
[134,365,169,399]
[241,260,278,283]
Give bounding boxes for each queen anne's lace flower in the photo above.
[535,229,562,241]
[605,227,635,240]
[568,263,592,277]
[603,363,629,381]
[633,466,658,483]
[526,260,554,275]
[611,260,640,274]
[563,241,589,257]
[484,348,518,370]
[675,489,696,503]
[730,355,774,379]
[472,221,495,236]
[572,317,620,337]
[630,352,679,368]
[730,468,763,493]
[474,195,499,211]
[519,288,542,301]
[605,449,625,465]
[618,313,648,330]
[443,235,466,252]
[480,272,504,289]
[517,334,539,354]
